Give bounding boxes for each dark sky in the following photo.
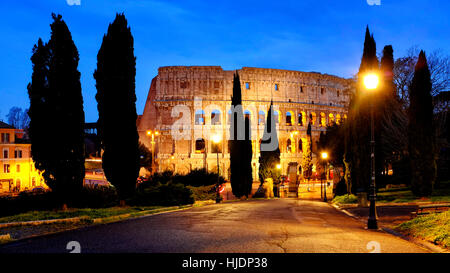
[1,0,449,122]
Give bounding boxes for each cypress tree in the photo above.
[258,101,281,185]
[28,14,85,206]
[346,26,379,193]
[408,51,436,196]
[229,72,253,198]
[94,13,139,203]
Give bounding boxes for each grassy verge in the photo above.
[395,211,450,249]
[377,187,450,203]
[0,206,165,224]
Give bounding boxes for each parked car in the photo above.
[31,186,47,194]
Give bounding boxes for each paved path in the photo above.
[0,199,429,253]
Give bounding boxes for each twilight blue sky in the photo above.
[0,0,449,122]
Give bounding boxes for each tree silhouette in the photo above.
[94,13,139,203]
[408,51,436,196]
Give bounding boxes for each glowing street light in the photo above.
[276,164,281,170]
[146,130,160,174]
[363,72,379,230]
[321,151,329,202]
[363,73,379,90]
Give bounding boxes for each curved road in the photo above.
[0,199,429,253]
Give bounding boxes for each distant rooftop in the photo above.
[0,121,15,129]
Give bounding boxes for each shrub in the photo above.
[74,186,119,208]
[131,182,194,206]
[332,194,358,204]
[187,185,217,201]
[173,168,226,187]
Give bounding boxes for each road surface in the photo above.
[0,199,429,253]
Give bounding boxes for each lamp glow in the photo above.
[212,134,221,144]
[321,152,328,160]
[276,164,281,170]
[363,73,379,90]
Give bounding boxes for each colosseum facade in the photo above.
[137,66,353,181]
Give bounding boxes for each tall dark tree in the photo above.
[408,51,436,196]
[28,14,85,204]
[94,13,139,203]
[229,72,253,198]
[302,114,313,180]
[258,101,281,185]
[345,26,379,193]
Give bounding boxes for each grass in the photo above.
[396,210,450,249]
[377,186,450,203]
[332,194,358,204]
[0,206,164,224]
[0,234,13,244]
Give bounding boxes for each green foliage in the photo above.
[187,185,217,201]
[408,51,437,197]
[27,14,85,204]
[396,211,450,248]
[331,194,358,204]
[138,169,225,188]
[94,13,139,200]
[131,182,194,206]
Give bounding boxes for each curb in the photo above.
[0,216,90,228]
[330,203,448,253]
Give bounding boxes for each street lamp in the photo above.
[212,134,222,203]
[146,130,159,174]
[321,152,328,202]
[363,73,379,230]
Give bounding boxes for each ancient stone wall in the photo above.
[137,66,353,181]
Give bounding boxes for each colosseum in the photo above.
[137,66,353,183]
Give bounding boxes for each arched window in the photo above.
[286,139,292,153]
[298,138,303,152]
[244,110,251,121]
[195,110,205,125]
[298,112,303,126]
[258,110,265,125]
[336,114,341,125]
[211,110,221,125]
[310,112,316,125]
[195,139,205,153]
[328,113,334,125]
[320,112,326,127]
[228,109,232,124]
[274,110,280,124]
[286,111,293,126]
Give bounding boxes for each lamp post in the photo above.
[146,130,159,174]
[321,152,328,202]
[212,134,222,203]
[363,73,379,230]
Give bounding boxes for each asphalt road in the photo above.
[0,199,429,253]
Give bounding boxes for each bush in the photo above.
[0,191,58,217]
[187,185,217,201]
[74,186,119,208]
[131,182,194,206]
[332,194,358,204]
[174,168,225,187]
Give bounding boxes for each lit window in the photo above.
[3,164,10,173]
[286,139,292,153]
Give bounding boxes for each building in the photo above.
[137,66,353,183]
[0,121,46,194]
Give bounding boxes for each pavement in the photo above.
[0,198,430,253]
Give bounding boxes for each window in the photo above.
[3,164,10,173]
[180,81,188,89]
[286,112,293,126]
[3,149,8,159]
[300,86,304,93]
[195,139,205,153]
[328,113,335,125]
[245,82,250,89]
[337,90,340,97]
[32,177,36,187]
[275,84,279,91]
[286,139,292,153]
[320,113,326,127]
[244,110,251,121]
[1,133,10,143]
[321,87,325,95]
[298,112,304,126]
[211,110,221,125]
[298,139,303,152]
[14,150,22,158]
[336,114,341,125]
[274,110,280,124]
[258,110,265,125]
[195,110,205,125]
[310,112,316,125]
[16,164,20,173]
